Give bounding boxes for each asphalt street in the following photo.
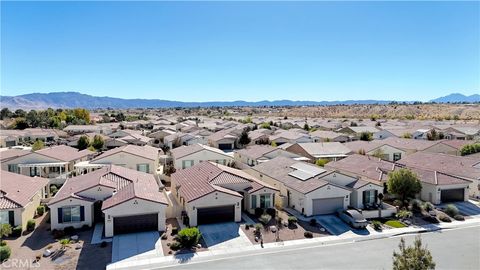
[157,225,480,270]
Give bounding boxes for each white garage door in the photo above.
[312,197,344,215]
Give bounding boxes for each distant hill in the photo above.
[0,91,477,109]
[0,92,396,109]
[430,93,480,103]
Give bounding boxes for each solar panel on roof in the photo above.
[290,162,326,176]
[288,170,312,181]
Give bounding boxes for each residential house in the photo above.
[269,130,312,146]
[284,142,352,162]
[48,165,168,237]
[234,145,305,168]
[0,171,49,231]
[310,130,350,143]
[171,161,278,226]
[170,143,234,170]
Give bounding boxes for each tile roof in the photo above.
[170,143,230,159]
[0,171,49,209]
[91,145,161,162]
[0,149,30,161]
[310,130,348,139]
[36,145,94,162]
[171,161,275,202]
[235,145,277,160]
[290,142,352,157]
[250,156,338,194]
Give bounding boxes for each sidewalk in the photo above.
[106,217,480,270]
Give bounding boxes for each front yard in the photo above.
[160,218,208,256]
[1,213,111,270]
[241,210,330,244]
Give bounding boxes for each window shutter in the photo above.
[146,164,150,173]
[80,206,85,221]
[362,190,367,206]
[58,208,63,224]
[8,211,14,226]
[251,195,257,209]
[272,195,275,208]
[374,190,378,203]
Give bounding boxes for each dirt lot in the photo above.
[241,211,330,244]
[161,218,208,256]
[1,213,111,270]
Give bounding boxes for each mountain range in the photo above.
[0,92,478,110]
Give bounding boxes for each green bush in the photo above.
[176,228,201,248]
[288,216,297,226]
[0,224,12,237]
[393,200,403,207]
[410,199,422,212]
[11,226,22,237]
[371,220,382,231]
[254,223,263,232]
[444,204,459,218]
[170,241,181,251]
[309,218,317,226]
[26,219,35,231]
[396,210,412,220]
[0,240,6,246]
[0,245,11,261]
[315,159,330,167]
[460,143,480,156]
[259,214,272,225]
[36,206,45,216]
[423,202,434,212]
[304,231,313,238]
[385,220,406,228]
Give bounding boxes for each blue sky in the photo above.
[1,1,479,102]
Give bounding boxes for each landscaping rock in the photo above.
[75,244,82,250]
[196,243,202,248]
[43,249,53,257]
[70,235,79,241]
[320,228,326,232]
[270,226,277,233]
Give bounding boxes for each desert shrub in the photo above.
[371,220,382,231]
[410,199,422,212]
[309,218,317,226]
[0,245,11,261]
[11,226,22,237]
[0,240,6,246]
[454,215,465,221]
[254,223,263,232]
[304,231,313,238]
[438,213,451,223]
[393,200,403,207]
[422,215,439,224]
[170,242,181,251]
[0,224,12,237]
[288,216,297,226]
[254,208,264,217]
[64,226,75,235]
[266,208,276,218]
[423,202,434,212]
[244,224,250,230]
[26,219,35,231]
[259,214,272,225]
[36,206,45,216]
[52,229,65,239]
[444,204,459,218]
[176,227,201,248]
[315,159,330,167]
[396,210,412,220]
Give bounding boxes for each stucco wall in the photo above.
[174,149,233,170]
[421,182,469,204]
[92,152,158,174]
[304,185,351,216]
[185,192,242,227]
[49,198,94,230]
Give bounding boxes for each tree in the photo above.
[13,118,29,129]
[271,141,277,147]
[427,129,438,141]
[303,123,310,131]
[359,132,373,141]
[238,130,251,146]
[315,159,330,167]
[0,108,12,120]
[92,135,105,150]
[32,140,45,151]
[387,168,422,204]
[372,148,385,159]
[393,236,435,270]
[77,135,90,150]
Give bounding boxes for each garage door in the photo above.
[114,213,158,235]
[218,143,233,150]
[441,189,464,203]
[197,205,235,225]
[312,197,344,215]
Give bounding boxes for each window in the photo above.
[0,211,9,224]
[260,194,271,208]
[62,206,81,223]
[363,190,377,205]
[50,166,60,173]
[393,153,402,161]
[182,160,194,169]
[7,164,18,173]
[251,195,257,208]
[30,167,39,177]
[136,164,150,173]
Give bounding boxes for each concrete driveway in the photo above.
[111,231,163,263]
[314,215,370,236]
[199,222,252,250]
[440,201,480,217]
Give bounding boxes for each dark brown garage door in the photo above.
[218,143,233,150]
[197,205,235,225]
[114,213,158,235]
[441,189,464,203]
